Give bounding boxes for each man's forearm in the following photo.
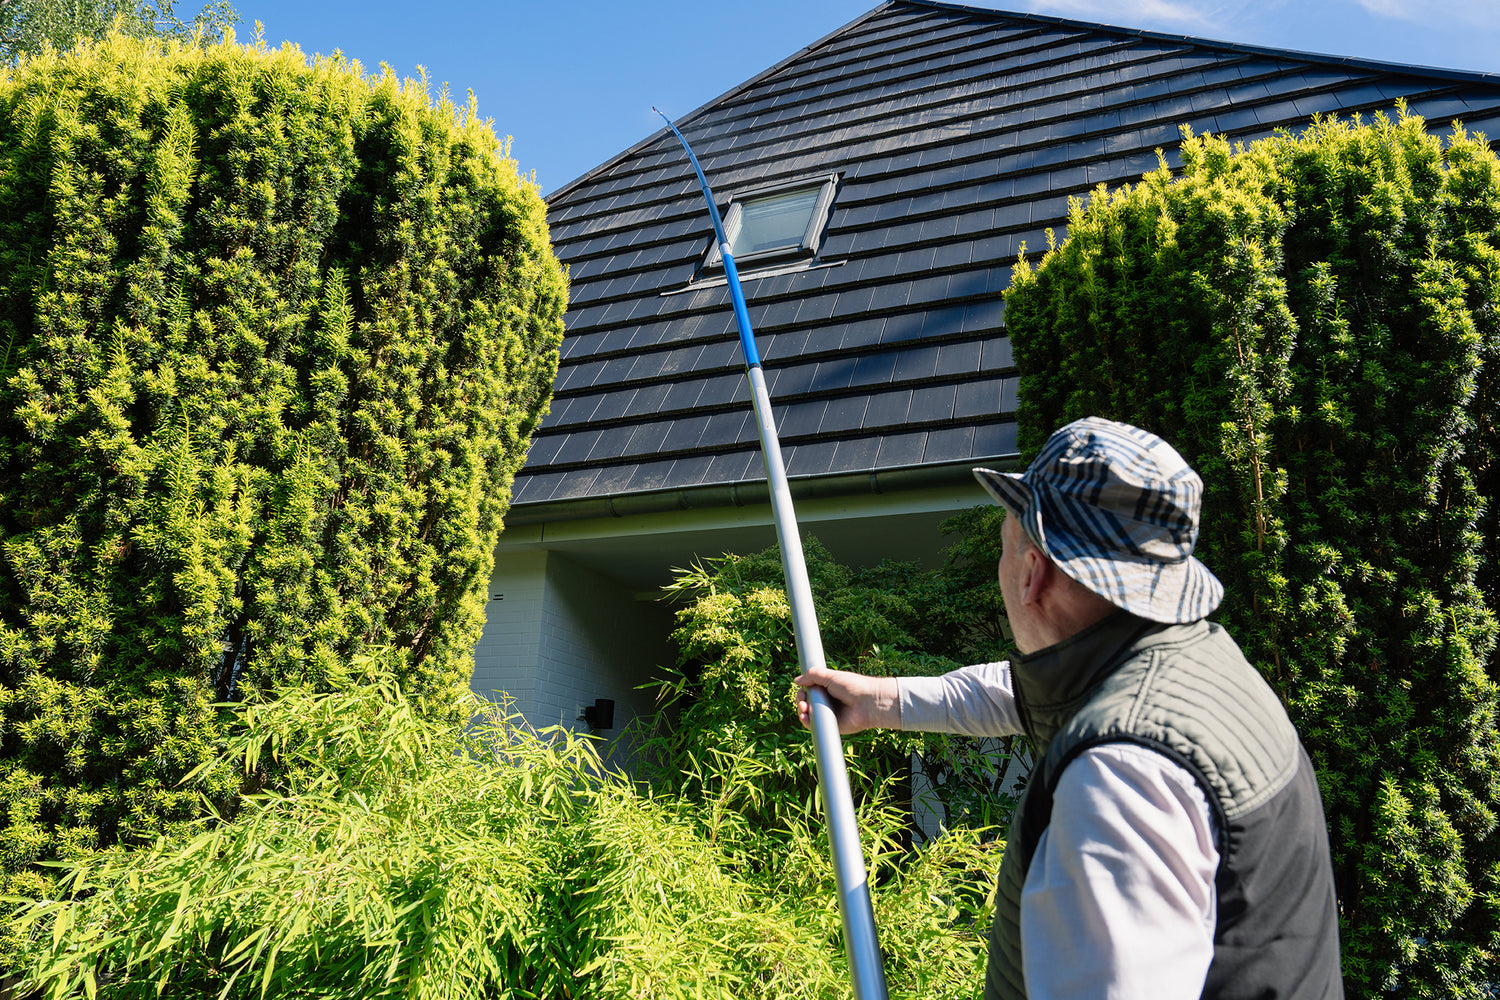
[896,661,1023,736]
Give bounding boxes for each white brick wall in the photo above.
[470,548,548,717]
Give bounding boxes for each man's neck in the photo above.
[1015,589,1118,653]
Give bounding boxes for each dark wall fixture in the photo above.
[581,698,615,732]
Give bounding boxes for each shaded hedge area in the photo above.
[1004,106,1500,995]
[0,33,567,900]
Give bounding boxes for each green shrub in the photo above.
[9,651,999,1000]
[0,0,238,63]
[1004,105,1500,996]
[0,32,566,898]
[639,536,1024,848]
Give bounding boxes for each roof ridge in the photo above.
[548,0,1497,207]
[895,0,1500,85]
[545,2,902,204]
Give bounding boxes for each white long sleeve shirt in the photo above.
[899,661,1219,1000]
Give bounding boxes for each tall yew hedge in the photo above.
[1004,107,1500,996]
[0,34,567,898]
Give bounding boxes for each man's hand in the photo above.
[794,667,901,734]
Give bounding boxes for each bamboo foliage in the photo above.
[0,32,567,901]
[9,654,998,1000]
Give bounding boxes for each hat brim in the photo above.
[972,467,1048,553]
[971,466,1223,624]
[972,467,1029,516]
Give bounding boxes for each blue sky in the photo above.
[235,0,1500,196]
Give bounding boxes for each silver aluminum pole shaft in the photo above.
[746,363,887,1000]
[654,108,888,1000]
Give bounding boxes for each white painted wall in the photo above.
[471,547,673,748]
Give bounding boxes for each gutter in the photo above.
[502,456,1019,527]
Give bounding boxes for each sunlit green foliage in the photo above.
[0,31,567,906]
[1005,105,1500,996]
[10,650,999,999]
[0,0,237,64]
[641,535,1024,845]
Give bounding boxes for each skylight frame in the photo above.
[702,172,841,271]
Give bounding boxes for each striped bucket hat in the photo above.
[973,417,1223,624]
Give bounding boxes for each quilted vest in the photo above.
[984,612,1343,1000]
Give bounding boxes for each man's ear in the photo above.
[1019,546,1048,606]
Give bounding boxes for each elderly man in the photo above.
[796,416,1343,1000]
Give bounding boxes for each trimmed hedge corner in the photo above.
[1004,106,1500,995]
[0,32,567,897]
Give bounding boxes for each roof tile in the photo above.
[512,470,567,505]
[879,311,927,345]
[863,388,913,429]
[796,292,841,324]
[769,362,818,397]
[909,383,957,422]
[803,325,850,356]
[761,329,810,362]
[786,439,840,477]
[622,383,672,419]
[822,396,870,433]
[626,352,670,382]
[525,433,567,467]
[661,380,705,412]
[839,317,888,350]
[973,420,1020,460]
[624,459,678,493]
[981,337,1015,371]
[699,338,747,370]
[668,455,717,487]
[956,377,1004,418]
[699,411,751,449]
[587,425,640,464]
[831,435,882,472]
[538,396,577,431]
[923,425,975,463]
[624,419,674,457]
[963,299,1006,333]
[554,428,605,465]
[897,346,944,384]
[851,351,900,387]
[936,339,984,376]
[705,449,761,484]
[922,306,967,337]
[549,469,603,501]
[779,400,830,438]
[658,345,705,377]
[813,356,860,392]
[587,462,640,495]
[877,431,929,467]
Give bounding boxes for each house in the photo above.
[470,0,1500,737]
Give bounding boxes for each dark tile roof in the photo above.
[515,0,1500,509]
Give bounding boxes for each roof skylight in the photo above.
[704,173,839,270]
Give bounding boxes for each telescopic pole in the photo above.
[653,108,888,1000]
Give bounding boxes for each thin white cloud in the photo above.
[1025,0,1227,33]
[1356,0,1500,30]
